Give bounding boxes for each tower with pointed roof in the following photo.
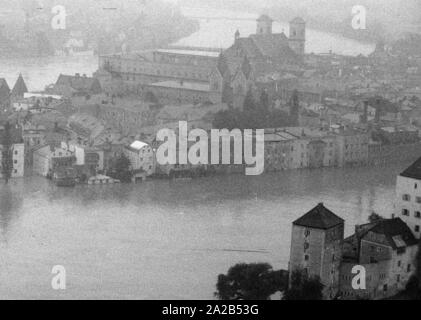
[11,74,28,99]
[289,17,306,55]
[289,203,344,299]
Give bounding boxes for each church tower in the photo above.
[289,203,344,299]
[256,15,273,35]
[289,17,306,55]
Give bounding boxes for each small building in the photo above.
[61,141,105,176]
[51,74,102,97]
[33,145,75,177]
[340,218,418,299]
[0,123,25,178]
[124,141,155,176]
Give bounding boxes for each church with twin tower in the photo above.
[255,14,306,56]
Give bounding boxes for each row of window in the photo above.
[402,194,421,203]
[401,209,421,219]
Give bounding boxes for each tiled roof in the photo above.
[11,74,28,97]
[293,203,344,230]
[400,157,421,180]
[361,218,418,249]
[250,33,297,61]
[56,74,101,93]
[0,78,10,97]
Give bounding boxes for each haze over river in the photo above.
[0,7,374,92]
[0,163,410,299]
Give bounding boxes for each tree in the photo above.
[243,88,256,113]
[259,90,269,112]
[215,263,287,300]
[109,153,132,183]
[1,121,13,184]
[283,269,324,300]
[289,90,300,126]
[368,212,384,223]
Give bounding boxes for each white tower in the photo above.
[289,17,306,55]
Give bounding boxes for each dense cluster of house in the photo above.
[289,158,421,300]
[1,13,421,183]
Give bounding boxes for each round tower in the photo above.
[256,15,273,35]
[289,17,306,55]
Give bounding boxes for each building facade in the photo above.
[123,141,155,176]
[395,157,421,239]
[33,145,76,177]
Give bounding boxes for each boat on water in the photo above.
[53,167,77,187]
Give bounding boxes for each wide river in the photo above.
[0,162,413,299]
[0,7,385,299]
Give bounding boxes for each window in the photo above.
[402,194,411,201]
[402,209,410,216]
[415,183,418,189]
[383,284,388,292]
[397,261,401,267]
[304,255,309,261]
[304,229,310,237]
[415,225,420,233]
[14,150,18,155]
[416,212,421,218]
[397,275,400,282]
[407,264,411,273]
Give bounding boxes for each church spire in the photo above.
[11,73,28,98]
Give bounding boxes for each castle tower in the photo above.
[256,15,273,35]
[289,17,306,55]
[289,203,344,299]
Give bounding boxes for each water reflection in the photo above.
[0,184,23,239]
[0,162,412,299]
